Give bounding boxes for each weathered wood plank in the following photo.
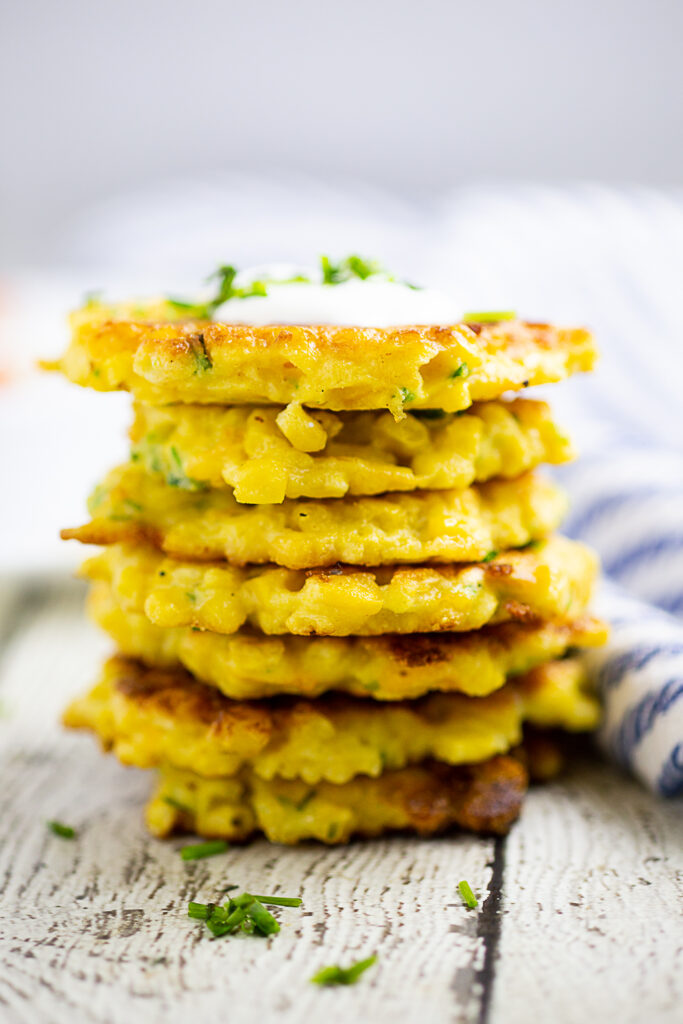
[493,760,683,1024]
[0,588,681,1024]
[0,588,495,1024]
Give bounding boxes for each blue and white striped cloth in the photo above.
[560,438,683,797]
[436,184,683,798]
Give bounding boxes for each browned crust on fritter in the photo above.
[499,600,541,624]
[435,756,528,834]
[515,729,566,782]
[92,655,488,748]
[164,757,528,839]
[53,303,598,417]
[112,657,279,741]
[79,316,583,360]
[388,756,527,835]
[382,616,600,670]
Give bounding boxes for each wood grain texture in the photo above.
[0,584,681,1024]
[494,764,683,1024]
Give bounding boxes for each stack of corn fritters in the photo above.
[53,298,607,843]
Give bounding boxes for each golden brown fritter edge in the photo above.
[60,464,568,568]
[150,755,529,842]
[63,653,599,790]
[48,302,597,417]
[87,580,609,700]
[78,535,597,637]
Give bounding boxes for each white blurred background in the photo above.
[1,0,682,576]
[3,0,683,269]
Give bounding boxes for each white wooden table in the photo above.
[1,580,681,1024]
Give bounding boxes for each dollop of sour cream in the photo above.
[212,265,462,326]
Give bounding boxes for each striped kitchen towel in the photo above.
[586,581,683,797]
[437,183,683,796]
[558,442,683,797]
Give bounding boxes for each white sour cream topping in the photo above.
[212,265,462,326]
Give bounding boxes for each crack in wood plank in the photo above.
[474,836,506,1024]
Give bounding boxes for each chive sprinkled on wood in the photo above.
[247,899,280,936]
[187,901,214,920]
[251,895,303,907]
[463,311,516,323]
[458,879,479,909]
[311,955,377,986]
[180,839,229,861]
[187,891,301,939]
[47,820,76,839]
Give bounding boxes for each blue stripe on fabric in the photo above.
[604,534,683,579]
[656,743,683,798]
[605,611,672,628]
[659,592,683,617]
[598,645,683,690]
[565,488,679,539]
[613,679,683,767]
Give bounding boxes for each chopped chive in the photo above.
[168,256,419,318]
[321,254,383,284]
[232,891,258,908]
[47,820,76,839]
[251,895,303,907]
[295,790,316,812]
[193,350,211,374]
[449,362,469,379]
[208,905,246,936]
[190,334,213,374]
[180,839,229,861]
[188,901,214,920]
[170,264,302,319]
[458,880,479,909]
[463,311,516,323]
[482,550,498,563]
[516,538,541,552]
[399,387,416,403]
[247,899,280,936]
[188,889,301,941]
[163,795,192,814]
[345,255,380,280]
[311,955,377,986]
[123,498,142,513]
